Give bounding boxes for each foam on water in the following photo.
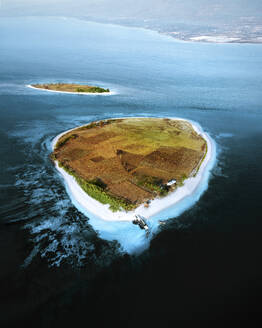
[217,132,234,139]
[13,137,120,267]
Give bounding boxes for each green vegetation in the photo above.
[177,174,188,187]
[90,178,107,190]
[76,87,109,93]
[58,162,136,212]
[137,176,169,196]
[78,119,121,131]
[75,176,136,212]
[78,121,103,130]
[32,83,110,93]
[55,134,78,150]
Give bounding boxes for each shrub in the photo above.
[55,134,78,150]
[76,88,85,92]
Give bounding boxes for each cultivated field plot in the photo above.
[52,118,207,211]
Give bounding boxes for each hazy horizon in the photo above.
[1,0,262,25]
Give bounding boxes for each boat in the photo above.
[132,214,149,231]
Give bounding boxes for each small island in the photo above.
[51,118,212,222]
[30,83,110,94]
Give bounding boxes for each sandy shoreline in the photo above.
[26,84,116,96]
[52,117,215,222]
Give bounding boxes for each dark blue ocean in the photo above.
[0,16,262,327]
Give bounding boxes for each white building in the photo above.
[167,179,176,186]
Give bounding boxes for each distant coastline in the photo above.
[75,17,262,45]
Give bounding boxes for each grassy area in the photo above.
[52,118,207,211]
[32,83,110,93]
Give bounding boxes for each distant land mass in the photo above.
[31,83,110,94]
[78,16,262,44]
[1,0,262,43]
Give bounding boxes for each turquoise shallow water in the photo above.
[0,16,262,326]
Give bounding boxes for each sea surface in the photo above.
[0,16,262,327]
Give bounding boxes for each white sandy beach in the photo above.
[26,84,116,96]
[52,117,215,222]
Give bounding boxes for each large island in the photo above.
[29,83,110,94]
[51,118,213,222]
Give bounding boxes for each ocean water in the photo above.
[1,16,262,326]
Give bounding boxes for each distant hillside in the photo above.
[2,0,262,43]
[2,0,262,24]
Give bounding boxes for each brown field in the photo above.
[52,118,207,209]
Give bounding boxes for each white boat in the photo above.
[132,215,149,231]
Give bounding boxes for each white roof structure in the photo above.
[167,179,176,186]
